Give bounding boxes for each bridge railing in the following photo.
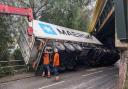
[0,59,27,77]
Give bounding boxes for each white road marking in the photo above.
[82,71,103,77]
[105,84,115,89]
[84,74,111,89]
[87,67,106,71]
[86,69,98,72]
[38,81,65,89]
[63,75,106,89]
[86,86,94,89]
[38,67,115,89]
[86,67,113,72]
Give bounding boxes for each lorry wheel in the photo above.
[54,42,65,51]
[64,43,75,52]
[72,44,82,52]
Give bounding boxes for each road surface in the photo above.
[0,66,118,89]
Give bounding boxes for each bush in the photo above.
[0,67,14,78]
[13,49,23,60]
[0,50,13,77]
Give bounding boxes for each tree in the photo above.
[17,0,49,19]
[39,0,92,31]
[0,0,95,60]
[13,49,23,60]
[17,0,93,31]
[0,16,13,61]
[0,0,27,77]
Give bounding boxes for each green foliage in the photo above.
[13,49,24,66]
[40,0,90,31]
[20,0,91,31]
[0,16,13,77]
[0,67,14,78]
[0,16,12,61]
[13,49,23,60]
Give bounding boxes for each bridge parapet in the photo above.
[89,0,114,33]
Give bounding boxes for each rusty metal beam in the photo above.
[88,0,106,32]
[98,7,114,32]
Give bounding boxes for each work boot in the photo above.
[47,72,51,78]
[55,76,59,81]
[42,72,45,77]
[47,75,51,78]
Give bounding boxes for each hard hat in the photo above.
[54,48,58,52]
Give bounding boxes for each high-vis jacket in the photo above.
[43,53,50,65]
[53,52,60,66]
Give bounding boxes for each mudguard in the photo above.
[64,43,75,52]
[72,44,82,52]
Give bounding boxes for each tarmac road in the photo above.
[0,66,118,89]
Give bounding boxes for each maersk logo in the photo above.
[38,23,57,35]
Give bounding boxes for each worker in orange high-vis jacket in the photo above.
[53,48,60,81]
[42,48,51,78]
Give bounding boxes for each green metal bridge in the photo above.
[89,0,128,48]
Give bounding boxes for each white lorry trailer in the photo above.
[19,20,120,73]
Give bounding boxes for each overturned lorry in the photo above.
[20,20,120,73]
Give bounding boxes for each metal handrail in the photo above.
[0,65,26,69]
[0,60,23,63]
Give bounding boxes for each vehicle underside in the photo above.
[30,37,120,74]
